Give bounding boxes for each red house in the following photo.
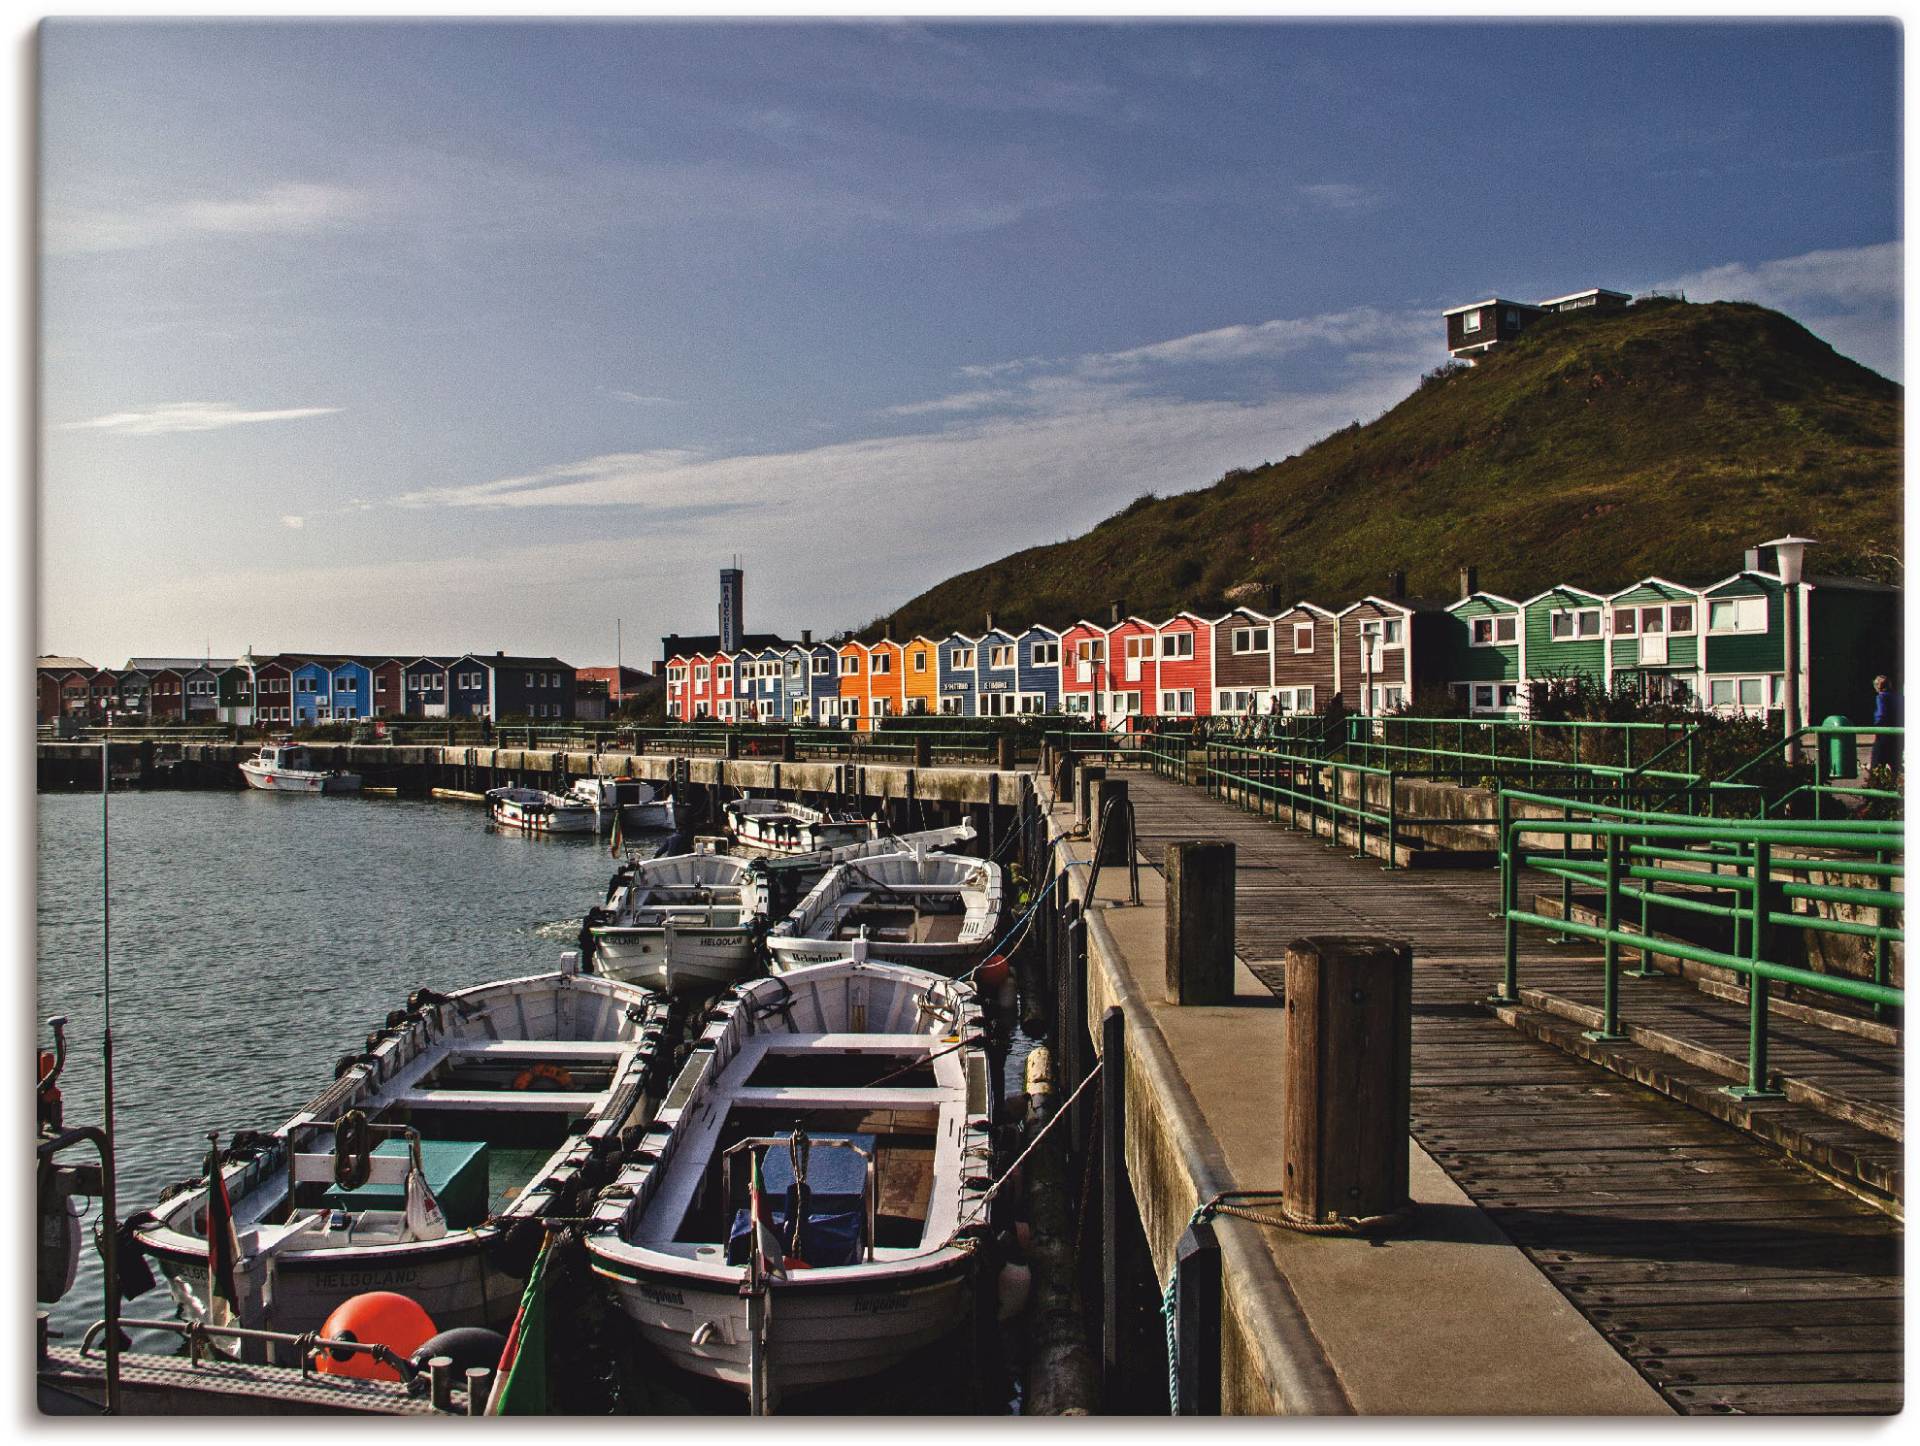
[1106,617,1161,725]
[148,668,186,720]
[370,659,405,717]
[1059,621,1111,722]
[1153,612,1212,719]
[254,660,293,726]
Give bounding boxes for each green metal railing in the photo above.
[1204,742,1401,868]
[1713,721,1905,819]
[1340,714,1709,794]
[1495,790,1903,1094]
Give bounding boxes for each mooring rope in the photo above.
[963,1058,1102,1219]
[956,873,1057,986]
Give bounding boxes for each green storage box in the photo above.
[321,1138,490,1229]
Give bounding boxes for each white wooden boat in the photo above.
[568,776,676,834]
[724,797,877,857]
[486,785,598,834]
[585,949,992,1401]
[238,743,362,794]
[752,822,980,920]
[767,849,1004,975]
[129,965,670,1359]
[585,852,765,996]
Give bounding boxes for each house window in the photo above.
[1668,604,1695,633]
[1161,633,1195,660]
[1472,615,1518,646]
[1549,608,1603,640]
[1075,639,1105,663]
[812,656,830,676]
[1708,596,1768,633]
[1293,623,1314,653]
[952,647,976,669]
[1358,617,1404,646]
[1065,694,1092,715]
[1461,308,1482,334]
[872,697,891,717]
[1030,641,1060,666]
[1124,636,1154,661]
[913,652,928,672]
[846,698,860,717]
[1369,684,1405,713]
[717,665,733,685]
[1274,686,1315,714]
[1159,689,1195,714]
[1230,627,1269,654]
[871,653,891,675]
[990,645,1015,669]
[1109,691,1142,715]
[938,696,962,715]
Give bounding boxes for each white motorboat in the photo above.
[724,797,876,857]
[584,852,766,996]
[567,776,677,834]
[752,822,980,920]
[766,849,1004,975]
[585,949,992,1402]
[238,743,362,794]
[129,965,670,1358]
[486,785,599,834]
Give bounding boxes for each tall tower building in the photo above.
[718,563,744,652]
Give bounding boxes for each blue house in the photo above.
[937,633,979,717]
[1016,625,1064,714]
[328,659,373,720]
[973,627,1020,717]
[798,641,839,723]
[403,657,452,718]
[448,655,492,718]
[738,644,785,722]
[289,659,335,725]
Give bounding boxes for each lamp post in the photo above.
[1763,536,1818,761]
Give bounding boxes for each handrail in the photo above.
[1495,797,1903,1093]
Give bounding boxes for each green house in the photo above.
[1521,584,1609,696]
[1701,559,1901,724]
[1443,592,1523,715]
[1605,578,1702,705]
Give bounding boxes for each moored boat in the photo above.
[585,949,992,1400]
[238,742,362,794]
[751,821,980,920]
[724,797,876,857]
[486,784,599,834]
[128,964,670,1358]
[766,848,1003,975]
[584,852,766,996]
[567,776,677,834]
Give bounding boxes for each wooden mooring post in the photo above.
[1098,1005,1133,1408]
[1076,764,1105,829]
[1172,1218,1222,1415]
[1281,935,1413,1225]
[1165,841,1235,1005]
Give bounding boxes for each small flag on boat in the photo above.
[609,806,623,858]
[403,1159,448,1241]
[203,1139,243,1328]
[749,1150,786,1282]
[486,1231,552,1415]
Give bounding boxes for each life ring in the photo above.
[512,1062,574,1091]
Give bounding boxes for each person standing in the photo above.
[1868,675,1902,774]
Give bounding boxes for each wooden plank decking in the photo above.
[1119,769,1903,1416]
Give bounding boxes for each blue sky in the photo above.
[38,18,1902,669]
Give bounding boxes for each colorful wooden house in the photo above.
[88,669,121,722]
[149,668,186,721]
[835,640,870,727]
[182,664,222,720]
[1104,617,1160,723]
[973,626,1021,717]
[664,658,689,721]
[709,650,735,723]
[403,657,451,718]
[447,655,493,719]
[736,645,782,722]
[59,670,91,719]
[371,659,405,717]
[1059,621,1110,721]
[1444,592,1524,716]
[1335,596,1446,715]
[901,636,940,717]
[117,668,151,719]
[328,659,373,720]
[35,671,61,723]
[1269,603,1337,715]
[937,633,978,717]
[1210,608,1274,716]
[867,639,905,725]
[1154,613,1212,720]
[254,660,291,725]
[1604,579,1701,706]
[1520,585,1610,701]
[1015,625,1063,714]
[216,664,254,725]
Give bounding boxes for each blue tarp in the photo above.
[725,1134,874,1268]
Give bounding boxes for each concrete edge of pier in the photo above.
[1039,776,1676,1416]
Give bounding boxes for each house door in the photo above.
[1124,636,1146,682]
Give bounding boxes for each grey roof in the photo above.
[124,657,235,672]
[37,655,92,671]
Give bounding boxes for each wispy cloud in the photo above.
[45,181,373,256]
[601,388,683,407]
[1297,181,1385,214]
[58,401,343,436]
[1657,240,1901,379]
[882,389,1014,418]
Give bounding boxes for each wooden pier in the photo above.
[1039,766,1902,1415]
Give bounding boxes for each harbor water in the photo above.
[35,789,619,1348]
[35,787,1024,1413]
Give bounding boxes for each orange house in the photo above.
[866,639,906,728]
[901,636,939,718]
[835,640,870,728]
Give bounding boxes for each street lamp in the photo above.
[1762,536,1818,758]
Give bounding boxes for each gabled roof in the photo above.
[37,655,92,671]
[1442,296,1542,318]
[1274,600,1336,620]
[1699,569,1784,596]
[940,631,980,645]
[1015,623,1062,639]
[1336,595,1415,618]
[1156,610,1213,629]
[1061,619,1110,636]
[1518,583,1609,608]
[125,656,235,672]
[1445,591,1524,615]
[1208,605,1273,626]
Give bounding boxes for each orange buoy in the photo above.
[976,954,1011,989]
[314,1292,438,1380]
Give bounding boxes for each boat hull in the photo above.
[489,797,598,833]
[595,1252,974,1392]
[765,937,990,976]
[589,925,759,995]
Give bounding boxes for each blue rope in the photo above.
[957,873,1058,985]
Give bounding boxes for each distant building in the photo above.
[575,665,651,706]
[1444,288,1629,360]
[719,565,745,653]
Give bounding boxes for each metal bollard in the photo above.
[465,1365,493,1415]
[428,1355,455,1412]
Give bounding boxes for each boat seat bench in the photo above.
[449,1041,634,1059]
[398,1089,603,1112]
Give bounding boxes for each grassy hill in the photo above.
[874,299,1902,640]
